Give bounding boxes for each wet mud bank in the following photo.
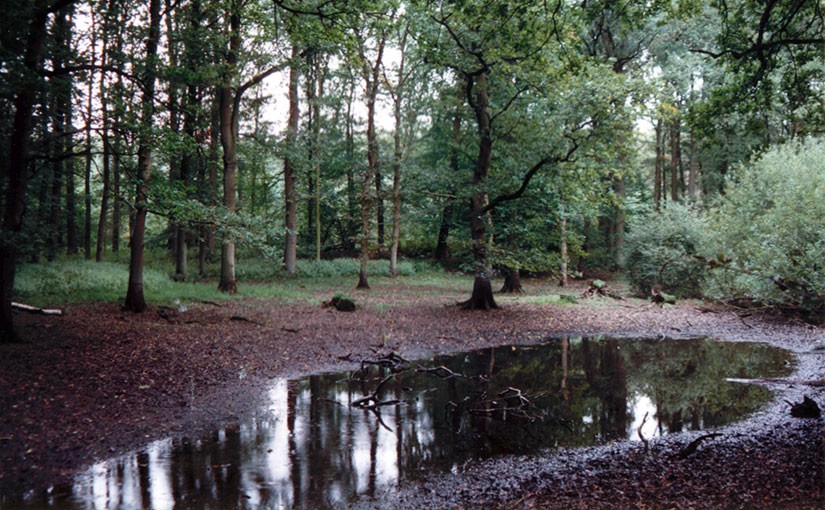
[1,295,824,508]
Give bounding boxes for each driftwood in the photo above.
[673,433,723,459]
[11,302,63,316]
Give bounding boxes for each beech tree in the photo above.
[123,0,162,312]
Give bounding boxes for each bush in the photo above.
[625,203,708,298]
[704,138,825,315]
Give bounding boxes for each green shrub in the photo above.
[705,138,825,315]
[625,203,708,298]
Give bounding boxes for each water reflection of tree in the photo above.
[582,337,631,442]
[58,338,791,510]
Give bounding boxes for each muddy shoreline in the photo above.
[1,285,823,508]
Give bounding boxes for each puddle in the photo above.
[10,337,794,509]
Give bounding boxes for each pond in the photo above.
[12,336,794,509]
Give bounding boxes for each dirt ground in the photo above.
[1,278,823,508]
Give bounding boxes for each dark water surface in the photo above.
[8,337,793,509]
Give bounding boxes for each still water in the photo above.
[13,337,793,509]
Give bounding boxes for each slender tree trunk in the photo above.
[283,45,299,274]
[65,99,78,255]
[124,0,161,312]
[559,202,568,287]
[83,8,95,259]
[110,7,124,254]
[313,60,323,261]
[435,90,462,265]
[111,139,121,252]
[217,2,240,293]
[670,119,680,202]
[389,29,409,277]
[95,70,110,262]
[356,32,386,289]
[653,118,663,212]
[688,128,699,201]
[345,77,357,252]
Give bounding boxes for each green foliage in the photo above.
[625,203,708,297]
[14,260,175,305]
[704,138,825,314]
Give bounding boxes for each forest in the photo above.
[1,0,824,341]
[2,2,825,508]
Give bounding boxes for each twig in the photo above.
[637,411,650,453]
[416,364,464,379]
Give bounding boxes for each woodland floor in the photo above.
[0,277,823,509]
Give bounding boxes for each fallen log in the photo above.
[673,432,723,459]
[11,302,63,316]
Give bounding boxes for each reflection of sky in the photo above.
[628,394,660,441]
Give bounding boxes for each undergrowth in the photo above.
[13,255,447,307]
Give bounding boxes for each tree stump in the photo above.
[460,274,499,310]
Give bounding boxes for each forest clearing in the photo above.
[2,0,825,508]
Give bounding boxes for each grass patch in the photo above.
[13,255,452,308]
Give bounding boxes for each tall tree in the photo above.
[283,44,300,274]
[218,0,284,293]
[351,6,390,289]
[123,0,162,312]
[424,0,587,309]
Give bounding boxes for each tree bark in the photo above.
[500,270,523,293]
[688,128,699,200]
[653,118,663,211]
[124,0,161,312]
[670,118,680,202]
[217,0,241,294]
[356,28,387,289]
[95,37,110,262]
[283,45,300,274]
[460,73,498,310]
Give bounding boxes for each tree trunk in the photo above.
[653,117,663,211]
[462,273,499,310]
[283,45,299,274]
[459,73,497,310]
[356,30,386,289]
[670,118,680,202]
[124,0,161,312]
[559,201,568,287]
[95,102,110,262]
[688,128,699,200]
[83,8,95,259]
[217,1,241,293]
[199,92,220,277]
[389,29,409,277]
[345,78,357,253]
[64,103,78,255]
[500,270,523,293]
[313,59,324,261]
[435,88,462,265]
